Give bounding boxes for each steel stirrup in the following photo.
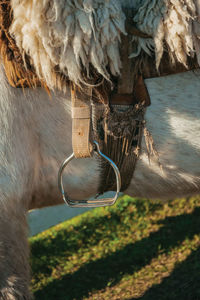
[58,141,121,208]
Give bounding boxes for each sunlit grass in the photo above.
[30,195,200,300]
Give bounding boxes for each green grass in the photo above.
[30,195,200,300]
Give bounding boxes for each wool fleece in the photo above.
[10,0,200,90]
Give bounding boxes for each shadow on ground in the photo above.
[129,246,200,300]
[33,206,200,300]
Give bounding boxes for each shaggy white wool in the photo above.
[10,0,126,88]
[132,0,200,69]
[10,0,200,90]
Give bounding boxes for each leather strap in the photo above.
[110,76,151,106]
[94,77,150,194]
[71,84,93,158]
[96,19,151,194]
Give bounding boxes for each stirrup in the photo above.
[58,141,121,208]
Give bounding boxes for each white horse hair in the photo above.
[0,0,200,298]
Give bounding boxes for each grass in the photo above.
[30,195,200,300]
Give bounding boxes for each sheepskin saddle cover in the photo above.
[0,0,200,91]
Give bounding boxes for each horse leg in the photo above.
[0,68,41,298]
[0,149,33,299]
[0,204,31,299]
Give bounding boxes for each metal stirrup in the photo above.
[58,141,121,208]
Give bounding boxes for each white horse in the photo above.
[0,0,200,298]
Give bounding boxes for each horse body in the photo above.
[0,0,200,298]
[1,67,200,209]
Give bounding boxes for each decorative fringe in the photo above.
[144,127,163,171]
[92,102,146,193]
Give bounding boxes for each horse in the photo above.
[0,0,200,298]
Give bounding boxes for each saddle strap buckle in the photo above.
[58,141,121,208]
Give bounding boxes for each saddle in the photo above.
[1,1,199,207]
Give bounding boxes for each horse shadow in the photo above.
[33,206,200,300]
[129,246,200,300]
